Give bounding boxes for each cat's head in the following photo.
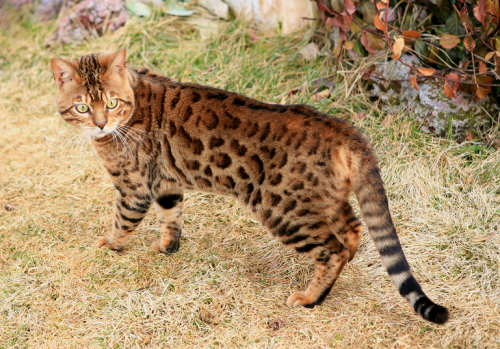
[51,49,135,139]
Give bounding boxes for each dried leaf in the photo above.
[495,55,500,76]
[476,85,490,99]
[479,61,488,75]
[446,73,460,90]
[344,0,356,15]
[474,5,486,27]
[466,133,473,141]
[268,319,286,331]
[402,30,421,39]
[313,78,335,90]
[380,0,387,3]
[361,31,383,54]
[410,74,419,91]
[440,34,460,49]
[460,12,473,30]
[389,81,401,92]
[463,60,471,70]
[444,82,457,98]
[378,82,388,93]
[287,85,304,96]
[485,51,496,62]
[373,15,386,31]
[312,89,331,101]
[352,112,366,121]
[344,40,354,50]
[492,139,500,150]
[391,37,405,60]
[464,35,476,52]
[418,67,435,76]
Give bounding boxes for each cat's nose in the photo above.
[96,122,107,130]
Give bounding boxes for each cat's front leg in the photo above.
[95,188,152,252]
[152,191,184,254]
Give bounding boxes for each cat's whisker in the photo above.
[120,124,147,133]
[64,132,84,150]
[117,128,140,153]
[69,132,87,157]
[115,129,133,157]
[117,125,145,145]
[118,125,146,144]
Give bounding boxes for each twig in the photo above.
[433,141,483,168]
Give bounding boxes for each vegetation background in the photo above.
[0,1,499,348]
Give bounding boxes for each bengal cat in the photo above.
[50,49,449,324]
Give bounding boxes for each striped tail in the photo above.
[353,165,449,324]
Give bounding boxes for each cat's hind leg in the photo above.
[96,188,152,252]
[152,191,184,254]
[271,219,350,308]
[331,202,364,262]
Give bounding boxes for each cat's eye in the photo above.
[107,98,118,109]
[75,104,89,113]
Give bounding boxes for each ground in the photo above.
[0,7,500,349]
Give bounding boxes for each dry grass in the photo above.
[1,5,500,348]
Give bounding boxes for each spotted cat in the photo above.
[50,49,449,324]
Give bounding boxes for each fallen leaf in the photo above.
[313,78,335,90]
[312,89,330,101]
[287,85,304,96]
[410,74,419,91]
[479,61,488,74]
[165,6,193,17]
[268,319,286,331]
[402,30,421,39]
[445,73,460,90]
[472,232,495,242]
[444,82,457,98]
[391,37,405,60]
[300,43,319,61]
[378,82,388,93]
[4,203,16,212]
[485,51,495,62]
[466,133,473,141]
[344,40,354,50]
[418,67,435,76]
[492,139,500,150]
[476,85,490,99]
[440,34,460,49]
[373,15,385,31]
[463,60,471,70]
[352,112,366,121]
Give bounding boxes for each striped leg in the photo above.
[330,203,364,262]
[274,219,350,309]
[95,188,152,252]
[151,192,184,254]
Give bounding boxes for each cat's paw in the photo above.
[152,238,180,254]
[286,292,316,309]
[95,237,123,252]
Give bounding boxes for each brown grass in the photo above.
[0,4,499,348]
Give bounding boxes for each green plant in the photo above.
[314,0,500,103]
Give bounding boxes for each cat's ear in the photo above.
[101,49,127,81]
[50,58,81,87]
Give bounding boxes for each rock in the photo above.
[220,0,315,34]
[44,0,128,46]
[4,203,16,212]
[371,55,499,138]
[198,0,229,20]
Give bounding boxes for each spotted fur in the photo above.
[51,50,449,324]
